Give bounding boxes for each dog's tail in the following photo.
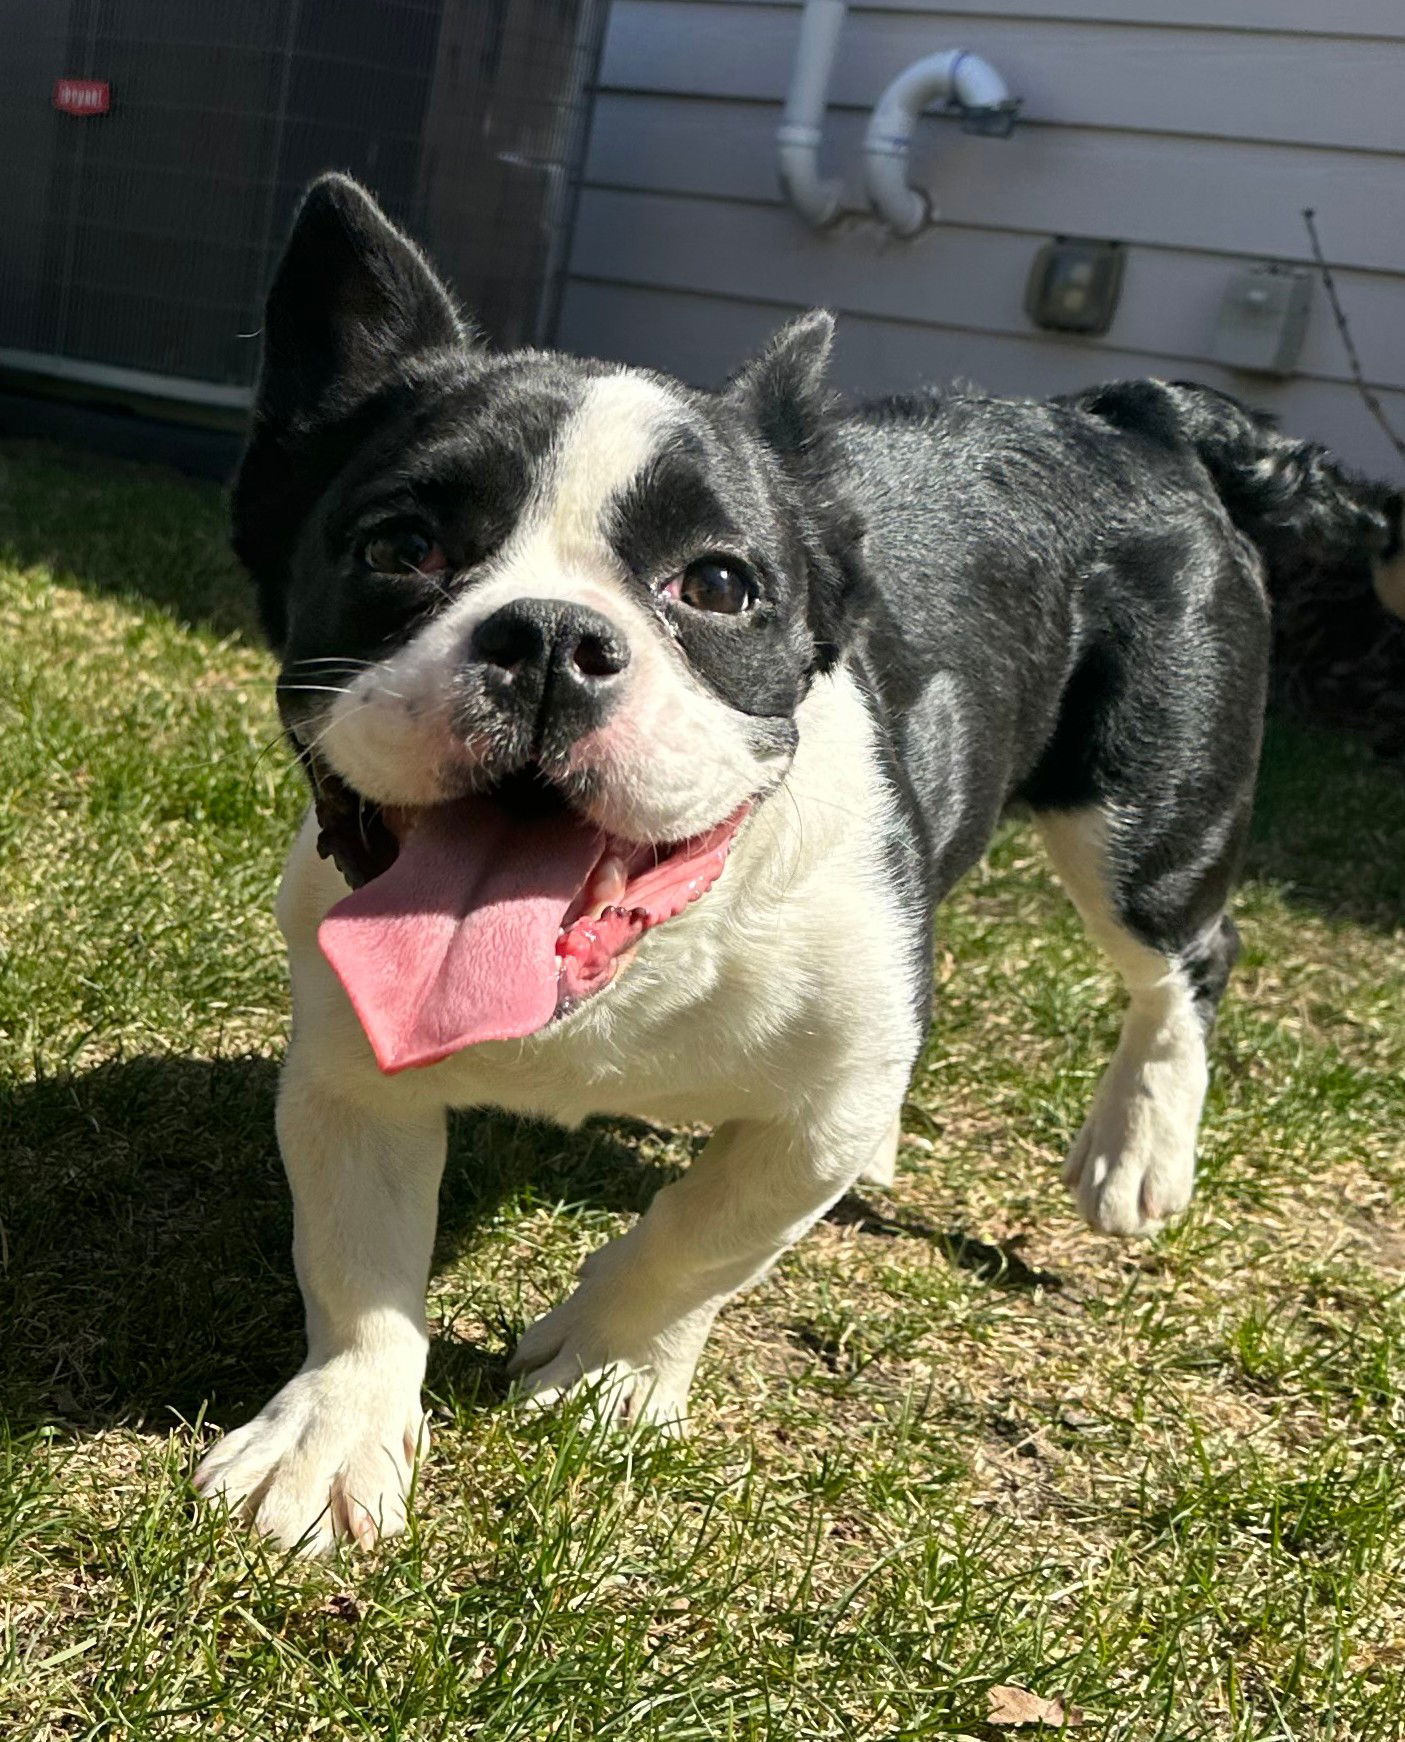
[1076,378,1405,618]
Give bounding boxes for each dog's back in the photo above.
[837,376,1399,903]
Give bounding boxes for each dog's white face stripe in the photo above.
[528,372,682,563]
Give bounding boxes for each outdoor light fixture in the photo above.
[1025,238,1126,336]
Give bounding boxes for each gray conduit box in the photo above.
[1025,238,1125,335]
[1211,265,1313,376]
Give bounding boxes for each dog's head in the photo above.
[233,175,868,1069]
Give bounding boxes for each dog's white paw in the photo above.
[193,1360,426,1555]
[1063,1095,1196,1237]
[507,1236,706,1430]
[1064,992,1208,1238]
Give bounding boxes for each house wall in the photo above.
[558,0,1405,477]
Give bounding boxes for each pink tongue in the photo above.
[318,797,604,1073]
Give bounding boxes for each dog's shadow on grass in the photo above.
[0,1048,1069,1445]
[0,1052,663,1438]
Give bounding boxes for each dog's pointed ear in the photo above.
[234,176,469,645]
[728,312,869,675]
[255,173,467,429]
[724,309,835,455]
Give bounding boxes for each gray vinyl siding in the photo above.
[560,0,1405,476]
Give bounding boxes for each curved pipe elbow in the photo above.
[863,49,1013,236]
[950,51,1011,113]
[778,126,844,229]
[862,147,928,238]
[778,0,849,227]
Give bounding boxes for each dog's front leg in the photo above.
[194,1050,446,1554]
[509,1087,905,1429]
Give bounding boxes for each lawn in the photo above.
[1,438,1404,1740]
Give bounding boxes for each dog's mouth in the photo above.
[311,768,749,1074]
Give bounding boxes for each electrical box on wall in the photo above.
[1210,265,1313,376]
[1025,238,1125,335]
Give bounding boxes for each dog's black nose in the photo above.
[472,598,630,682]
[467,598,630,747]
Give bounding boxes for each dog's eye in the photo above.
[675,557,756,615]
[358,527,447,576]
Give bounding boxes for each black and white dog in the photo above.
[195,175,1402,1551]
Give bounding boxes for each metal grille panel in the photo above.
[0,0,605,402]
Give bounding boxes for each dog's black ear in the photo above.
[727,312,870,673]
[724,309,835,456]
[256,173,466,430]
[234,176,468,645]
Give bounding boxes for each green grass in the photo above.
[2,438,1404,1740]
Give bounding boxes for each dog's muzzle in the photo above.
[463,596,630,753]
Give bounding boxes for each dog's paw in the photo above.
[1063,1103,1196,1237]
[193,1361,426,1555]
[507,1237,706,1431]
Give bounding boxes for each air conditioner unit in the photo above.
[0,0,605,433]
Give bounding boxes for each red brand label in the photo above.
[53,78,111,116]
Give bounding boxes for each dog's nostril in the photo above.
[572,631,627,679]
[473,610,543,671]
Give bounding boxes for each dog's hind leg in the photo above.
[1035,804,1245,1236]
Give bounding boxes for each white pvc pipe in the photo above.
[863,49,1014,237]
[776,0,848,228]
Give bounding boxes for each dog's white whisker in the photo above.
[782,785,929,868]
[285,656,376,669]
